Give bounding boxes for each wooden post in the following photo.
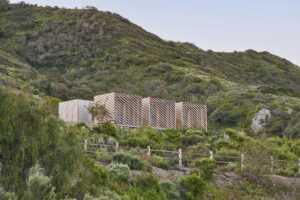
[298,158,300,173]
[241,153,245,169]
[270,156,274,174]
[115,142,119,152]
[147,145,151,156]
[210,151,213,160]
[178,149,182,168]
[84,139,87,153]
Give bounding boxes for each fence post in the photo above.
[147,145,151,156]
[178,149,182,168]
[209,151,213,160]
[299,158,300,173]
[84,139,87,153]
[115,142,119,152]
[270,156,274,174]
[241,153,245,169]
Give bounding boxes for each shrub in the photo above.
[93,122,118,138]
[153,156,170,170]
[160,182,180,200]
[195,158,217,181]
[179,175,207,200]
[112,151,150,170]
[120,127,164,149]
[216,148,241,162]
[68,157,108,199]
[107,163,132,183]
[155,160,170,170]
[275,168,295,177]
[22,164,57,199]
[0,187,17,200]
[126,175,167,200]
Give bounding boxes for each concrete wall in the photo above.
[59,99,93,125]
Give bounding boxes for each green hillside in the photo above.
[1,1,300,137]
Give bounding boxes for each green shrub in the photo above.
[153,157,170,170]
[160,182,180,200]
[68,157,108,199]
[120,127,164,149]
[112,151,150,170]
[275,168,295,177]
[0,187,17,200]
[0,88,84,196]
[93,122,118,138]
[179,175,207,200]
[195,158,217,181]
[126,175,167,200]
[136,175,161,192]
[22,164,57,199]
[107,163,132,183]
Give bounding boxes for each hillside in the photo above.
[1,1,300,137]
[1,86,300,199]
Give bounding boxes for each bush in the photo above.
[93,122,118,138]
[0,187,17,200]
[0,88,84,196]
[160,182,180,200]
[153,157,170,170]
[120,127,164,149]
[126,175,167,200]
[68,157,108,199]
[136,175,161,192]
[22,164,57,199]
[107,163,132,183]
[112,151,150,171]
[179,175,207,200]
[195,158,217,181]
[275,168,295,177]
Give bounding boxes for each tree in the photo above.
[88,102,111,124]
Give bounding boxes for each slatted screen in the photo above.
[94,92,142,127]
[176,102,207,131]
[142,97,176,129]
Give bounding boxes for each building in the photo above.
[142,97,176,129]
[175,102,207,131]
[94,92,143,127]
[59,99,93,125]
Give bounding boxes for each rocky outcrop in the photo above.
[251,108,271,133]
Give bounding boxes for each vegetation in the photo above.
[1,1,300,199]
[1,1,300,138]
[107,163,132,183]
[179,175,207,200]
[194,158,217,181]
[1,87,300,199]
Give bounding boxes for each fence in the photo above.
[82,140,300,174]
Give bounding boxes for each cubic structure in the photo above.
[175,102,207,131]
[142,97,176,129]
[59,99,93,125]
[94,92,143,127]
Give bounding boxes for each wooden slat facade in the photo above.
[175,102,207,131]
[94,92,142,127]
[142,97,176,129]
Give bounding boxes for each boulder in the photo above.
[251,108,271,133]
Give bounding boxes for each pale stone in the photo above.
[251,108,271,133]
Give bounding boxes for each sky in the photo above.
[10,0,300,66]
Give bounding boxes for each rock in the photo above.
[251,108,271,133]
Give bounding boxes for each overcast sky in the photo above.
[10,0,300,66]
